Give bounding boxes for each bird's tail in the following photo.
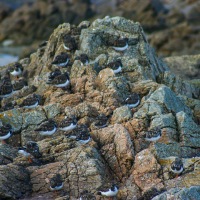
[97,191,102,195]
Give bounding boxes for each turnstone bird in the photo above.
[59,116,77,131]
[0,81,13,98]
[51,52,69,67]
[50,174,64,191]
[12,78,28,92]
[97,184,119,199]
[80,190,96,200]
[47,72,70,88]
[112,38,128,51]
[0,124,13,144]
[67,124,91,144]
[35,119,57,136]
[62,35,77,51]
[74,54,89,65]
[19,94,40,109]
[106,59,122,74]
[8,62,23,77]
[171,157,184,177]
[144,127,162,142]
[18,141,42,162]
[70,26,82,35]
[124,93,140,108]
[70,24,88,35]
[0,101,16,112]
[47,68,62,82]
[94,114,108,128]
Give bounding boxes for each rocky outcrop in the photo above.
[152,186,200,200]
[0,16,200,199]
[0,164,31,199]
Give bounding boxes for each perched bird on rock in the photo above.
[94,114,108,128]
[35,119,57,136]
[0,124,13,144]
[50,174,64,191]
[124,93,140,108]
[144,127,162,142]
[19,94,40,109]
[62,35,77,51]
[12,78,28,92]
[0,101,16,112]
[74,54,89,65]
[59,116,77,131]
[112,38,128,51]
[47,68,62,82]
[80,190,96,200]
[51,52,70,67]
[67,124,91,144]
[106,59,122,74]
[8,62,23,77]
[18,141,42,163]
[97,184,119,200]
[47,72,70,88]
[171,157,184,178]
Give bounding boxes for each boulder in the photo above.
[0,16,199,199]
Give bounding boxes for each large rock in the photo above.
[92,124,135,180]
[0,164,31,199]
[152,186,200,200]
[0,16,200,199]
[132,149,164,192]
[25,136,112,199]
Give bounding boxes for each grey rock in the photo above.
[80,16,168,81]
[22,107,47,129]
[152,186,200,200]
[157,71,200,99]
[0,164,31,199]
[135,85,192,123]
[176,111,200,148]
[111,105,132,123]
[154,143,200,159]
[0,144,18,165]
[154,143,181,159]
[148,86,192,115]
[0,108,23,132]
[151,113,176,129]
[43,103,61,119]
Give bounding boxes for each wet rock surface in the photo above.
[0,16,199,199]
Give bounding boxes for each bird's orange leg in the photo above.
[28,156,33,163]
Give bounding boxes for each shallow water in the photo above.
[0,54,19,66]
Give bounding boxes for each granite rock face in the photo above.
[152,186,200,200]
[0,16,200,200]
